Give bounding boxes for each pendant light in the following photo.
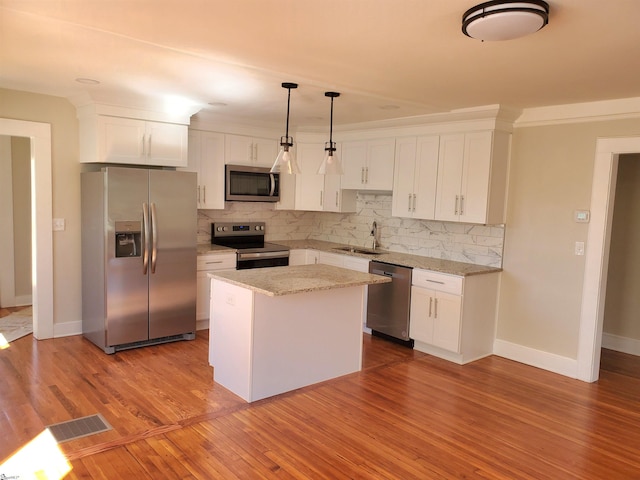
[270,82,301,174]
[317,92,343,175]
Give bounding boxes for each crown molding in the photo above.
[515,97,640,127]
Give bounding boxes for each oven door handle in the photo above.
[237,251,290,260]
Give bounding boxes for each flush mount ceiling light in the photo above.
[462,0,549,41]
[270,82,301,175]
[317,92,343,175]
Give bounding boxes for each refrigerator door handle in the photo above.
[142,202,150,274]
[151,202,158,274]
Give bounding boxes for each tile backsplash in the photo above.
[198,194,504,267]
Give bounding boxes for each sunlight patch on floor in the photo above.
[0,429,72,479]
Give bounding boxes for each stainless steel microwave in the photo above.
[225,164,280,202]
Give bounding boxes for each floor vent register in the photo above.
[46,413,112,443]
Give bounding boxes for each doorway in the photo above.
[577,136,640,382]
[0,118,53,339]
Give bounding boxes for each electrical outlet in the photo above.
[52,218,65,231]
[225,294,235,306]
[575,241,585,256]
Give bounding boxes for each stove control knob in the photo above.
[217,226,227,232]
[260,225,265,231]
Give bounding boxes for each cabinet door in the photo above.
[288,249,308,266]
[459,131,493,224]
[342,256,370,272]
[318,251,344,267]
[225,134,254,165]
[294,143,325,211]
[413,136,439,220]
[432,291,462,353]
[146,122,188,167]
[409,286,434,343]
[100,116,146,164]
[199,132,225,209]
[365,139,395,190]
[341,141,367,189]
[391,137,417,218]
[435,134,465,222]
[253,137,278,168]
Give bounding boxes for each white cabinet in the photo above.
[341,139,395,191]
[289,249,320,266]
[410,268,499,364]
[317,251,345,267]
[225,134,277,167]
[196,253,236,323]
[392,136,439,220]
[185,130,225,209]
[434,131,510,224]
[80,115,188,167]
[294,143,356,212]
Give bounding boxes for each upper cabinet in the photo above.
[392,136,440,220]
[77,105,189,167]
[391,129,510,225]
[293,142,356,213]
[341,138,395,191]
[434,131,510,224]
[225,134,277,168]
[184,130,225,209]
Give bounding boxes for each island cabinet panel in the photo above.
[410,269,499,364]
[196,253,236,324]
[209,279,365,402]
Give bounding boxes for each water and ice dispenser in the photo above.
[115,221,141,258]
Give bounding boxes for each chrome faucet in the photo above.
[370,221,378,250]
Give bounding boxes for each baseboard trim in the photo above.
[54,320,82,338]
[493,339,578,379]
[602,333,640,356]
[196,319,209,331]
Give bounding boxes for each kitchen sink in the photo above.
[334,246,383,256]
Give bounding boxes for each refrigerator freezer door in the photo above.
[148,169,197,339]
[106,167,150,346]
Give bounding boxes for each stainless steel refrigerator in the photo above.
[81,167,197,353]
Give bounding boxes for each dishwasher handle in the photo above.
[371,268,395,277]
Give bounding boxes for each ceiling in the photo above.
[1,0,639,129]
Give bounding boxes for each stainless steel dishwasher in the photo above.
[367,261,414,347]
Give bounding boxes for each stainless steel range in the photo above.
[211,221,290,269]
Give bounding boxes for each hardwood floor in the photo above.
[2,332,640,479]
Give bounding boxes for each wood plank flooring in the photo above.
[1,331,639,479]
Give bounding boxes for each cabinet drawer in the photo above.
[412,269,463,295]
[197,254,236,271]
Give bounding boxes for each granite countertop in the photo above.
[208,264,391,297]
[272,239,502,277]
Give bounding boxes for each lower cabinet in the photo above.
[196,253,236,324]
[410,268,499,364]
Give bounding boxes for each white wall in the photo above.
[497,119,640,360]
[0,88,81,328]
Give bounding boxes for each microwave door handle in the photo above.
[269,173,276,196]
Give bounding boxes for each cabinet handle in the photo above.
[361,167,365,184]
[429,297,433,317]
[434,298,438,319]
[365,167,369,184]
[455,195,459,215]
[141,134,147,157]
[147,134,152,158]
[412,194,417,212]
[320,190,323,206]
[254,144,258,162]
[205,260,223,264]
[460,195,464,215]
[203,186,206,204]
[197,185,201,204]
[335,191,339,207]
[408,194,412,212]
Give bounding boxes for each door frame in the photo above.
[577,136,640,382]
[0,118,53,339]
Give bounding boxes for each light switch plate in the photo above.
[575,241,585,256]
[53,218,65,231]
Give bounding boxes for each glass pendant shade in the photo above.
[317,142,343,175]
[272,137,301,174]
[271,82,299,174]
[317,91,343,175]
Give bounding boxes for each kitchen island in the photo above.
[208,264,391,402]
